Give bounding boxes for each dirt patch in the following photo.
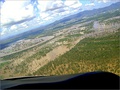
[27,45,69,74]
[27,37,83,74]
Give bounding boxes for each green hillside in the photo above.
[33,29,120,76]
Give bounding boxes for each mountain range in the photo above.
[0,2,120,50]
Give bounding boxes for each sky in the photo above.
[0,0,120,39]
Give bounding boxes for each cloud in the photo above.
[1,0,83,38]
[84,3,95,10]
[54,8,65,13]
[47,0,64,11]
[38,0,82,13]
[65,0,82,8]
[2,16,35,27]
[10,25,17,30]
[70,2,82,8]
[0,28,7,36]
[1,0,34,25]
[85,3,95,6]
[38,0,82,21]
[97,0,119,3]
[44,16,54,21]
[64,0,77,6]
[98,0,109,3]
[1,0,82,26]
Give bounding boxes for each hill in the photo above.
[0,2,120,79]
[0,2,120,50]
[33,29,120,76]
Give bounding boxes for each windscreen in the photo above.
[0,0,120,79]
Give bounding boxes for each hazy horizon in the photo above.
[0,0,119,39]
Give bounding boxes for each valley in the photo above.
[0,3,120,79]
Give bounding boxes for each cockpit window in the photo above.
[0,0,120,79]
